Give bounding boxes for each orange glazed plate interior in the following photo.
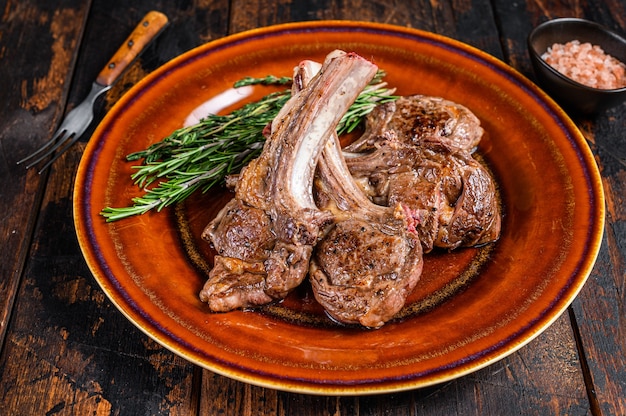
[74,21,605,395]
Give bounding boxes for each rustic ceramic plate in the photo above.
[74,21,604,395]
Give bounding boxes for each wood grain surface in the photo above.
[1,0,624,414]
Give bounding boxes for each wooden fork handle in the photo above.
[95,11,169,87]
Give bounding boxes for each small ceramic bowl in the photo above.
[528,18,626,114]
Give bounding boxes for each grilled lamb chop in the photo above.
[344,95,484,153]
[199,50,378,311]
[344,97,501,253]
[293,60,424,328]
[346,140,500,252]
[311,135,423,328]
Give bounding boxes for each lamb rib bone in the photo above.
[311,134,424,328]
[200,50,378,311]
[294,59,424,329]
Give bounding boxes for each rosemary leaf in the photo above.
[101,72,397,222]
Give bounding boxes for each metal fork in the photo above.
[18,11,168,173]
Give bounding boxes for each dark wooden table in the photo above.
[1,1,625,414]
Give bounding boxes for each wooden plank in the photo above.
[492,0,626,415]
[0,164,195,412]
[229,0,504,58]
[0,0,90,358]
[570,112,626,416]
[0,0,226,414]
[195,317,587,414]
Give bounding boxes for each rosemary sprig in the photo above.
[101,72,397,222]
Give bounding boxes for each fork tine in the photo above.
[35,132,85,174]
[20,130,76,170]
[16,128,68,165]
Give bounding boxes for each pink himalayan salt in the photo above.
[541,40,626,90]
